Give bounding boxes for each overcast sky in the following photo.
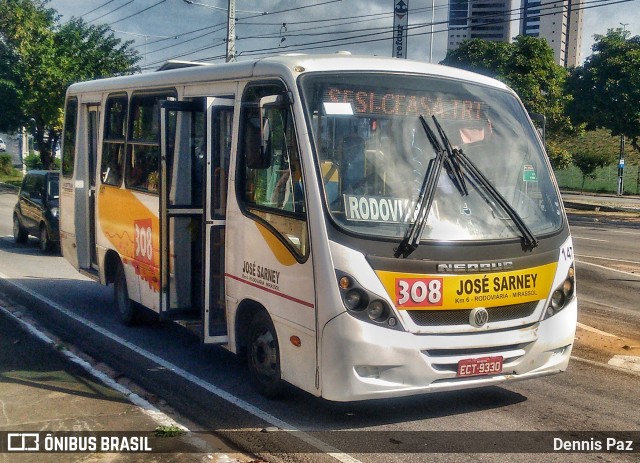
[47,0,640,71]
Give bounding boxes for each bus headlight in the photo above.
[335,270,403,331]
[543,264,575,320]
[345,289,367,311]
[367,300,387,321]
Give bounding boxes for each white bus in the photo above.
[60,54,576,401]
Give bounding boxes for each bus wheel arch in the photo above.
[103,250,121,285]
[237,302,285,399]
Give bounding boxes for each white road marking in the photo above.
[0,272,363,463]
[576,322,620,338]
[608,355,640,373]
[572,356,640,377]
[575,259,640,277]
[573,236,608,242]
[576,254,640,265]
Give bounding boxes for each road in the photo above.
[0,185,639,463]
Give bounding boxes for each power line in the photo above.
[204,0,637,61]
[139,0,636,70]
[79,0,118,18]
[106,0,167,26]
[87,0,135,23]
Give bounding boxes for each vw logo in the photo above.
[469,308,489,327]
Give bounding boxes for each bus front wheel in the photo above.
[114,263,140,326]
[248,311,284,399]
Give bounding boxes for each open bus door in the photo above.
[159,98,233,343]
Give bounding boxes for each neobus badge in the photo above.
[437,262,514,273]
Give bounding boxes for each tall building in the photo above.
[521,0,584,67]
[447,0,515,51]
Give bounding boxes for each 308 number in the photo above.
[396,278,443,307]
[134,219,153,264]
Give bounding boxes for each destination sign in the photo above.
[323,86,489,120]
[344,194,417,223]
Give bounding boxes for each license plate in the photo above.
[457,356,503,377]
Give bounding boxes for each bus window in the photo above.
[61,97,78,178]
[126,92,175,193]
[101,94,127,186]
[239,83,308,257]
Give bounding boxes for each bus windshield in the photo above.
[300,73,563,242]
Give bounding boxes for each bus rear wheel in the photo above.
[114,263,140,326]
[248,311,284,399]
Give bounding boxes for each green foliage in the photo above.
[0,153,16,175]
[553,129,620,191]
[24,153,43,170]
[154,425,185,438]
[441,36,573,135]
[566,29,640,151]
[24,152,60,170]
[545,140,573,170]
[0,0,140,170]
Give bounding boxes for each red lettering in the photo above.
[462,100,473,120]
[328,87,341,102]
[406,96,418,115]
[382,94,397,115]
[356,92,369,113]
[420,97,431,115]
[432,97,445,116]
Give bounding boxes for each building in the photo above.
[521,0,584,67]
[448,0,516,51]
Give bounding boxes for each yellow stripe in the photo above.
[376,262,558,310]
[255,222,297,266]
[97,186,159,265]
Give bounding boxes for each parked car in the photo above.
[0,138,6,151]
[13,170,60,253]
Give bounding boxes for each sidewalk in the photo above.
[0,297,245,462]
[560,190,640,213]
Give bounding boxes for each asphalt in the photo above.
[0,297,249,462]
[0,180,638,461]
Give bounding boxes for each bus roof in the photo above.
[66,53,510,96]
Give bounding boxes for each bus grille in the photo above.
[406,301,539,326]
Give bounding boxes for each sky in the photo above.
[46,0,640,72]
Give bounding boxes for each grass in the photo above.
[154,425,185,438]
[0,171,23,188]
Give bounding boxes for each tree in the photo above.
[572,150,612,193]
[441,36,574,135]
[566,29,640,152]
[0,0,140,169]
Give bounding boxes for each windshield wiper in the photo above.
[430,116,539,251]
[394,116,446,258]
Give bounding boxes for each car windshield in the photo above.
[299,72,563,242]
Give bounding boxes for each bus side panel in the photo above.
[96,185,160,310]
[225,206,318,395]
[60,177,78,269]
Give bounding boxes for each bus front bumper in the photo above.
[320,299,577,402]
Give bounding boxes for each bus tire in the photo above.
[114,263,139,326]
[248,311,284,399]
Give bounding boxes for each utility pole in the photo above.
[226,0,236,62]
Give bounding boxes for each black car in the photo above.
[13,170,60,253]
